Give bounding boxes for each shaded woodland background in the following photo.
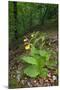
[9,1,58,49]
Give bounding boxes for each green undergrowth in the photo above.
[17,32,57,78]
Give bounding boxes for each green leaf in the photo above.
[47,60,57,69]
[31,45,39,55]
[35,55,46,67]
[21,56,38,65]
[39,68,48,77]
[39,49,50,60]
[39,56,46,67]
[30,54,46,68]
[39,49,47,56]
[24,65,40,78]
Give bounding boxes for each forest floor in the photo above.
[9,25,58,88]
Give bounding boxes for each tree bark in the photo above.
[13,2,18,40]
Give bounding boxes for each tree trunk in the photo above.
[13,2,18,40]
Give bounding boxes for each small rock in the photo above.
[27,82,32,87]
[24,77,27,80]
[53,75,57,81]
[35,82,39,87]
[21,80,25,85]
[45,79,48,83]
[16,74,20,82]
[33,80,36,83]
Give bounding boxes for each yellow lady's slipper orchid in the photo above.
[25,44,30,50]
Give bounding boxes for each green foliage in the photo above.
[39,68,48,77]
[9,1,58,78]
[24,65,40,77]
[9,1,58,45]
[15,30,57,78]
[30,32,47,48]
[9,79,18,88]
[46,59,57,69]
[18,45,57,78]
[21,56,38,65]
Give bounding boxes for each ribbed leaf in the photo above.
[32,54,46,67]
[39,68,48,77]
[39,49,50,60]
[24,65,40,77]
[39,56,46,67]
[21,56,38,65]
